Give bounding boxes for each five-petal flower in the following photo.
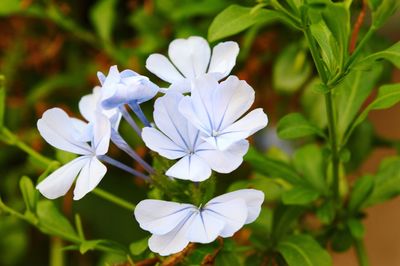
[142,92,249,181]
[146,36,239,93]
[134,189,264,256]
[36,108,110,200]
[179,75,269,150]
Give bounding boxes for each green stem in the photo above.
[302,16,340,204]
[354,238,369,266]
[1,127,55,167]
[92,188,135,211]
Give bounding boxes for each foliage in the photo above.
[0,0,399,265]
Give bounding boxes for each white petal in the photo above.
[73,157,107,200]
[37,108,91,155]
[215,108,268,149]
[168,78,191,93]
[196,140,249,173]
[146,54,184,84]
[36,157,88,199]
[97,72,106,85]
[79,92,97,122]
[168,36,211,79]
[93,113,111,155]
[187,210,225,243]
[208,189,264,224]
[166,154,212,182]
[178,77,220,134]
[203,198,248,237]
[142,127,186,160]
[148,212,195,256]
[212,76,255,131]
[208,41,239,79]
[103,65,121,87]
[153,92,191,150]
[134,199,196,235]
[71,118,92,142]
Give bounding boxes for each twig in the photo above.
[349,0,367,53]
[162,243,196,266]
[201,237,224,266]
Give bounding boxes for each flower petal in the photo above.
[93,113,111,155]
[196,140,249,173]
[153,92,191,150]
[146,54,184,84]
[208,189,264,224]
[187,210,225,243]
[217,108,269,146]
[73,156,107,200]
[168,36,211,79]
[142,127,186,160]
[178,77,220,134]
[36,157,88,199]
[203,198,248,237]
[37,108,91,155]
[208,41,239,79]
[212,76,255,131]
[134,199,196,235]
[166,154,212,182]
[148,212,195,256]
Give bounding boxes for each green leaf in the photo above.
[301,78,328,128]
[36,200,78,241]
[277,234,332,266]
[347,218,365,239]
[366,157,400,206]
[0,0,21,16]
[0,75,5,129]
[308,2,350,76]
[336,66,383,142]
[19,176,38,213]
[129,238,148,256]
[292,144,327,193]
[282,186,319,205]
[357,41,400,69]
[90,0,116,42]
[354,83,400,128]
[277,113,325,139]
[273,44,312,93]
[208,5,285,42]
[369,0,399,28]
[273,206,306,240]
[244,148,303,186]
[348,175,374,213]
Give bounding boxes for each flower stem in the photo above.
[119,105,142,136]
[128,102,151,127]
[354,238,369,266]
[92,188,135,211]
[99,154,150,181]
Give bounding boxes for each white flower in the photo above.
[36,108,110,200]
[179,75,269,150]
[97,65,159,109]
[79,86,122,130]
[146,36,239,93]
[134,189,264,256]
[141,92,249,181]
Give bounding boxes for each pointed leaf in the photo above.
[277,234,332,266]
[277,113,325,139]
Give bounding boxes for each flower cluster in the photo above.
[36,36,268,255]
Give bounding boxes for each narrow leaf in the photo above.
[282,187,320,205]
[90,0,116,42]
[19,176,38,213]
[208,5,286,42]
[357,41,400,69]
[277,113,325,139]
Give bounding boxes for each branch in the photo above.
[350,0,367,53]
